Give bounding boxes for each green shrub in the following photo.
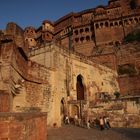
[124,32,140,42]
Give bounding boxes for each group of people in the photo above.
[98,116,111,130]
[64,114,80,125]
[64,114,111,131]
[87,116,111,130]
[101,116,111,130]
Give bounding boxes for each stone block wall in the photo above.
[90,100,140,128]
[118,75,140,95]
[110,113,140,128]
[0,112,47,140]
[0,91,10,112]
[92,53,117,70]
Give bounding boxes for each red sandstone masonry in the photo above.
[0,91,10,112]
[0,112,47,140]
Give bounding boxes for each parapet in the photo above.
[6,22,24,36]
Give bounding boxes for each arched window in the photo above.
[86,36,90,41]
[129,18,133,24]
[95,23,99,29]
[80,37,84,42]
[76,75,84,100]
[105,22,109,27]
[110,22,113,27]
[75,38,79,43]
[80,29,84,33]
[134,18,138,23]
[119,21,122,26]
[124,20,128,25]
[74,30,78,35]
[115,22,118,26]
[85,28,89,32]
[100,22,104,28]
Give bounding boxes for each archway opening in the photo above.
[76,74,85,100]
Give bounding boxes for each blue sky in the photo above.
[0,0,108,29]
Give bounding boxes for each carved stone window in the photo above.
[119,21,122,25]
[75,38,79,43]
[86,36,90,41]
[80,37,84,42]
[74,30,78,35]
[80,29,84,33]
[124,20,129,25]
[85,28,89,32]
[100,22,104,28]
[105,22,109,27]
[115,22,118,26]
[134,18,138,23]
[110,22,113,27]
[129,18,133,24]
[95,23,99,29]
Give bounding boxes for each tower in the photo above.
[24,26,37,48]
[42,20,54,42]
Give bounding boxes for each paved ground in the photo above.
[47,125,140,140]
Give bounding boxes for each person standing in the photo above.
[103,116,109,129]
[99,117,104,130]
[74,114,78,125]
[87,120,91,129]
[106,116,111,128]
[65,115,70,124]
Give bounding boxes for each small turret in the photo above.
[24,26,36,38]
[24,27,37,48]
[42,20,54,42]
[108,0,120,6]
